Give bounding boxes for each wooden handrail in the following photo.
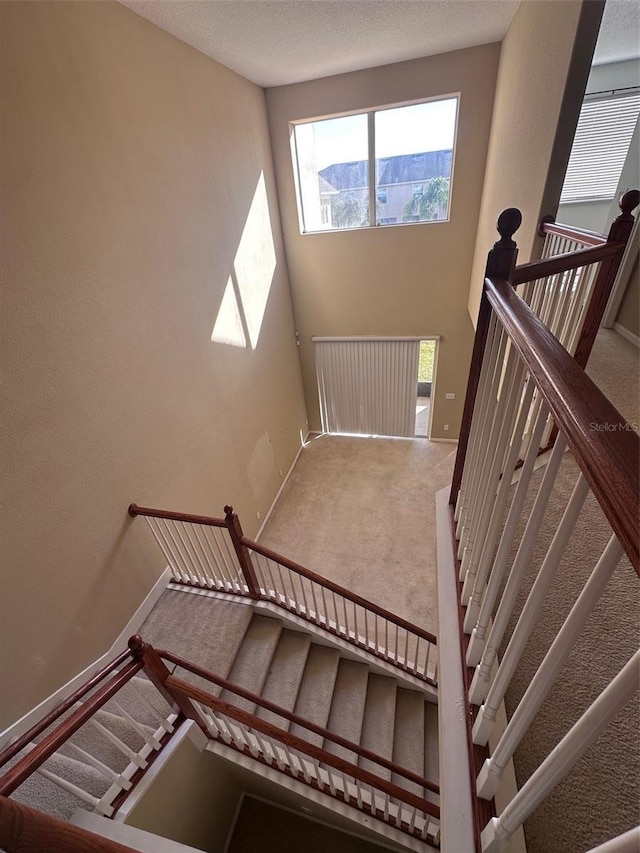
[128,502,437,646]
[0,795,139,853]
[0,660,144,797]
[164,673,441,820]
[128,503,226,528]
[0,649,133,770]
[159,648,439,795]
[538,218,607,246]
[485,276,639,572]
[244,538,438,645]
[511,241,623,285]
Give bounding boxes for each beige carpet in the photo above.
[498,328,640,853]
[258,434,456,636]
[258,329,639,852]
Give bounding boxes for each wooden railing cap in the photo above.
[619,188,640,217]
[495,207,522,247]
[128,634,145,657]
[538,214,555,237]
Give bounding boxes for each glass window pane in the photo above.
[374,99,457,225]
[293,114,369,232]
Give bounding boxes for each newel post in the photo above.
[128,635,208,734]
[450,208,522,506]
[224,506,261,600]
[573,188,639,368]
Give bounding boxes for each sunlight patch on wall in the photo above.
[233,172,276,349]
[211,276,247,347]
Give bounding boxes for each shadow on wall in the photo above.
[211,172,277,350]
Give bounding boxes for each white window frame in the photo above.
[290,94,460,235]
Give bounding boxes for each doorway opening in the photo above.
[415,339,436,437]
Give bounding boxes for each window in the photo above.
[291,97,459,233]
[560,90,640,204]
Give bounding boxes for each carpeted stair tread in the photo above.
[358,674,398,781]
[103,674,173,728]
[53,707,152,775]
[13,752,108,822]
[256,630,312,731]
[220,615,283,714]
[290,645,340,747]
[139,591,253,696]
[323,659,369,764]
[391,689,425,797]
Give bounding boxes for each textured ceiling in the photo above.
[119,0,521,87]
[119,0,639,88]
[593,0,640,66]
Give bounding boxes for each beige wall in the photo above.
[0,1,306,728]
[266,45,501,439]
[126,737,242,851]
[616,255,640,339]
[468,0,604,321]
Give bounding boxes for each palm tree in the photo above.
[402,176,450,222]
[331,194,369,228]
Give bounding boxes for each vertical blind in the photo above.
[314,337,421,437]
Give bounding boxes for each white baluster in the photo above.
[464,377,536,636]
[88,718,146,768]
[151,517,188,583]
[458,319,506,547]
[481,651,640,853]
[472,470,589,733]
[36,763,102,811]
[166,520,198,584]
[461,354,526,606]
[467,396,549,664]
[476,533,623,795]
[455,312,499,524]
[186,524,215,588]
[200,527,229,589]
[458,326,510,571]
[457,317,503,546]
[468,433,567,706]
[65,742,131,789]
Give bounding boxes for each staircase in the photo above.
[1,590,439,851]
[140,591,440,846]
[7,674,176,822]
[170,601,439,802]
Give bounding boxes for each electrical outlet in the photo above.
[279,469,283,477]
[256,511,261,520]
[444,424,449,431]
[445,393,456,400]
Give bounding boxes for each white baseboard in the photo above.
[0,566,172,750]
[613,322,640,349]
[429,437,459,444]
[255,432,309,540]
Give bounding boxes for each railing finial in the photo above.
[618,189,640,218]
[128,634,146,657]
[224,504,234,517]
[495,208,522,249]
